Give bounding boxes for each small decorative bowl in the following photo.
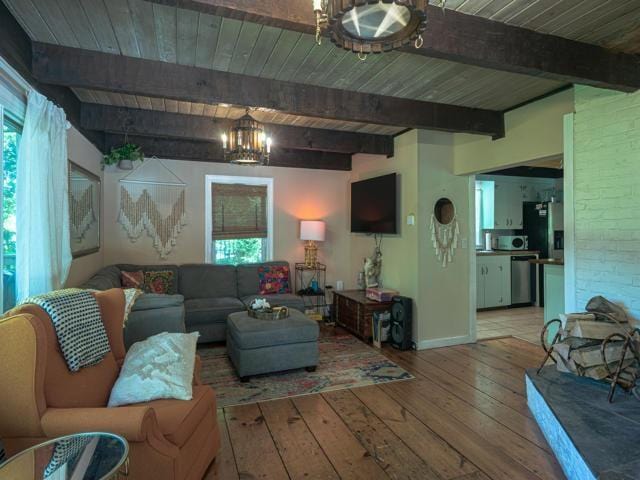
[247,306,289,321]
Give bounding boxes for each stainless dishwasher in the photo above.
[511,256,536,305]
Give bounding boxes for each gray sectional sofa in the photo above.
[83,261,305,346]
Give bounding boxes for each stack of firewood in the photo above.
[543,296,640,388]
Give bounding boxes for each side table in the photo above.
[294,262,327,316]
[0,432,129,480]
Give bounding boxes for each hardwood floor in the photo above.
[205,336,563,480]
[477,306,544,344]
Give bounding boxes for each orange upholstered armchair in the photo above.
[0,288,220,480]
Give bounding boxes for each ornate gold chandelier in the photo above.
[221,109,272,166]
[313,0,429,59]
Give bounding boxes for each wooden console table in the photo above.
[332,290,394,341]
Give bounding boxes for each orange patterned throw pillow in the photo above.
[258,265,291,295]
[143,270,175,294]
[121,270,144,289]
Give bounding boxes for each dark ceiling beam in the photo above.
[32,43,504,138]
[147,0,640,92]
[489,166,563,179]
[0,2,104,150]
[81,104,394,156]
[105,134,352,171]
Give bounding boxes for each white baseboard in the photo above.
[415,334,475,350]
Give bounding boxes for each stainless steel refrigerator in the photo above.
[523,201,564,306]
[523,202,564,259]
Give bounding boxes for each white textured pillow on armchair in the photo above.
[108,332,199,407]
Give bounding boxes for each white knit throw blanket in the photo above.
[23,288,110,372]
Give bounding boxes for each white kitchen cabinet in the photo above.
[476,261,486,308]
[477,256,511,309]
[492,181,523,228]
[477,175,560,232]
[519,183,537,202]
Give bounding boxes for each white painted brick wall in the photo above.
[573,86,640,320]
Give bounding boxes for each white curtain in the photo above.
[16,90,71,300]
[0,105,4,312]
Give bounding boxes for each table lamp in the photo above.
[300,220,326,268]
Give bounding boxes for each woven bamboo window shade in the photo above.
[212,183,268,240]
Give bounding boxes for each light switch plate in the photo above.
[406,214,415,226]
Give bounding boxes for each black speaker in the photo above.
[390,296,412,350]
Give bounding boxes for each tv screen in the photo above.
[350,173,397,234]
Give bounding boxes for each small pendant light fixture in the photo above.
[221,109,272,166]
[313,0,429,59]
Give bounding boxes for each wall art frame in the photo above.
[69,161,101,258]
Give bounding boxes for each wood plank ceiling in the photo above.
[72,89,405,136]
[2,0,639,169]
[443,0,640,54]
[3,0,569,128]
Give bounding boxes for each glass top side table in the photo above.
[0,432,129,480]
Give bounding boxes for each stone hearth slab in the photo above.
[526,366,640,480]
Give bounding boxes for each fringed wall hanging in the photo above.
[118,158,186,259]
[430,197,459,267]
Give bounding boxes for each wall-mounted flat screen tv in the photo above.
[350,173,397,234]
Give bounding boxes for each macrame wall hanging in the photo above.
[70,176,95,242]
[430,197,460,267]
[118,158,187,259]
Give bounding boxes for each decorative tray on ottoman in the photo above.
[247,306,290,321]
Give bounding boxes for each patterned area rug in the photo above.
[198,334,414,407]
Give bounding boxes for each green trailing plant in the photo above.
[102,143,144,168]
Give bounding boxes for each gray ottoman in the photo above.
[226,310,319,381]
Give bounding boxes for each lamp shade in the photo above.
[300,220,326,242]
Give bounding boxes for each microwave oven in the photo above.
[497,235,528,251]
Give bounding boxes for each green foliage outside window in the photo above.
[2,123,18,261]
[214,238,264,265]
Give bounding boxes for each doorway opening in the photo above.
[473,158,565,343]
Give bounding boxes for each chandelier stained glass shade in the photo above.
[221,109,272,166]
[326,0,427,54]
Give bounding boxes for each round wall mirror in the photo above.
[434,198,455,225]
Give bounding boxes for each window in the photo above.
[475,180,495,250]
[475,185,483,249]
[1,111,20,311]
[205,175,273,265]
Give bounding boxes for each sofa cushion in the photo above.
[121,270,144,289]
[237,261,291,298]
[258,265,291,294]
[116,265,180,294]
[144,270,175,294]
[108,332,199,407]
[125,306,186,349]
[227,310,319,349]
[184,297,245,326]
[132,293,184,311]
[82,265,123,290]
[145,385,216,447]
[179,264,238,299]
[241,294,305,312]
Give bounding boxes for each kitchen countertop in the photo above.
[476,250,540,256]
[529,258,564,266]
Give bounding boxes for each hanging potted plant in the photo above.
[102,143,144,170]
